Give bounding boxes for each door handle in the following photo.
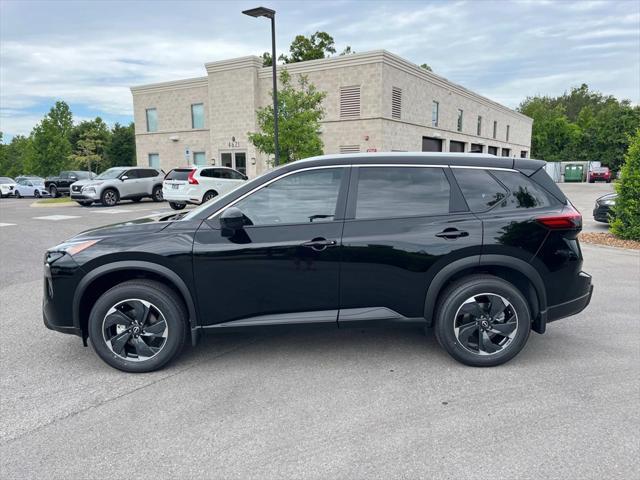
[435,228,469,239]
[301,238,338,251]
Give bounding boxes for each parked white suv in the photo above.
[70,167,165,207]
[163,166,247,210]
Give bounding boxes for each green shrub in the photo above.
[610,129,640,240]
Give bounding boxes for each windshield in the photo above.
[95,168,125,180]
[0,177,14,184]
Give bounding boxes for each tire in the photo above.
[88,280,187,373]
[77,201,93,207]
[434,275,531,367]
[101,188,119,207]
[49,185,58,198]
[202,190,218,203]
[14,190,21,199]
[152,185,163,202]
[34,190,41,198]
[169,202,186,210]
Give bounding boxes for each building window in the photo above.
[432,101,439,127]
[501,148,511,157]
[506,124,510,142]
[391,87,402,119]
[470,143,484,153]
[146,108,157,133]
[191,104,204,129]
[340,145,360,154]
[450,140,465,152]
[457,109,463,132]
[340,85,361,119]
[520,150,528,158]
[477,116,482,136]
[148,153,159,168]
[193,152,206,165]
[493,121,497,139]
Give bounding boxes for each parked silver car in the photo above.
[14,177,50,198]
[0,177,16,198]
[70,167,165,207]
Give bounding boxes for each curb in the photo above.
[30,200,77,208]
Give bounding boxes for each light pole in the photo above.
[242,6,280,166]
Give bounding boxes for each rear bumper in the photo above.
[547,272,593,323]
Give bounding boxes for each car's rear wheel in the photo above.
[34,190,41,198]
[202,190,218,203]
[49,186,58,198]
[101,188,119,207]
[88,280,187,373]
[14,190,21,198]
[169,202,186,210]
[152,185,163,202]
[434,275,531,367]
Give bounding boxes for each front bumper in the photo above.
[546,271,593,323]
[42,254,83,338]
[593,205,613,223]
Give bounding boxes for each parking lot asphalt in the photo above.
[1,185,638,479]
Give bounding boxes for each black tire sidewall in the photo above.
[88,281,187,373]
[169,202,185,210]
[152,186,163,202]
[435,277,531,367]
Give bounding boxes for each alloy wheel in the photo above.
[102,299,168,362]
[453,293,518,356]
[154,188,163,201]
[103,190,117,206]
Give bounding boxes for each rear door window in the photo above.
[138,169,158,178]
[354,167,450,219]
[452,168,507,212]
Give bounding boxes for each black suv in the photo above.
[45,170,96,197]
[43,153,593,372]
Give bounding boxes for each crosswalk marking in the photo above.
[0,223,16,227]
[93,209,133,214]
[32,215,81,221]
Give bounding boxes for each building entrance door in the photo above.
[220,151,247,176]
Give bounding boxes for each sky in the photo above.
[1,0,639,141]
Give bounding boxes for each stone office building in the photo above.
[131,50,532,177]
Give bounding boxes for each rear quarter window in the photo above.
[490,170,560,209]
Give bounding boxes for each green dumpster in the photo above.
[564,164,584,182]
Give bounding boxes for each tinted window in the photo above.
[228,170,246,180]
[491,171,559,209]
[124,170,140,179]
[234,168,344,226]
[355,167,450,219]
[199,168,216,178]
[453,168,507,212]
[165,169,192,181]
[138,169,159,178]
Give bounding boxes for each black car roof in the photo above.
[282,152,545,175]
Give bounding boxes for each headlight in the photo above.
[82,186,96,193]
[49,239,101,256]
[601,199,615,206]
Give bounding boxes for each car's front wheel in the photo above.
[14,190,21,198]
[101,188,119,207]
[49,186,58,198]
[434,275,531,367]
[88,280,187,372]
[169,202,186,210]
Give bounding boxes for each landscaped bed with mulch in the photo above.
[580,232,640,250]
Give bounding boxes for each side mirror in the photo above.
[121,175,128,181]
[220,207,245,237]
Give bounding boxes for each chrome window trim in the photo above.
[207,163,517,219]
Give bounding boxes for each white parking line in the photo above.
[93,209,133,214]
[32,215,81,221]
[0,223,16,227]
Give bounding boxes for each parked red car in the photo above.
[588,167,611,183]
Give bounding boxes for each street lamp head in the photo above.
[242,6,275,19]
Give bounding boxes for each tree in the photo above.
[29,101,74,176]
[69,117,111,172]
[610,130,640,241]
[420,63,433,72]
[0,135,34,177]
[339,46,355,56]
[263,31,338,66]
[249,70,326,164]
[106,123,136,168]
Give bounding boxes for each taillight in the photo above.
[536,207,582,230]
[187,169,198,185]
